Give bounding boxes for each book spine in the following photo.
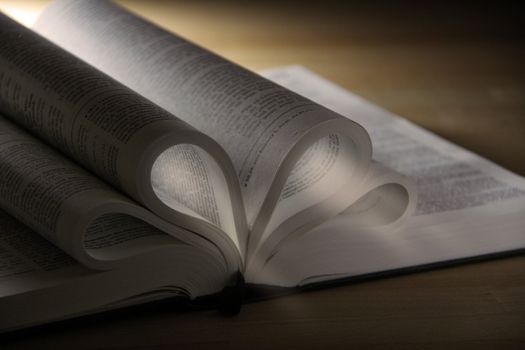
[218,271,245,315]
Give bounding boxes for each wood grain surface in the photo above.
[0,1,524,349]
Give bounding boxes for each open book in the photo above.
[0,0,524,332]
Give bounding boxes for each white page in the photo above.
[0,13,247,252]
[33,0,376,245]
[34,1,418,261]
[252,66,525,286]
[0,13,247,261]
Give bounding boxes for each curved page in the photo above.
[33,0,374,255]
[0,116,240,273]
[0,14,246,257]
[247,162,417,279]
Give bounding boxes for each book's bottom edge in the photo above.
[2,247,524,341]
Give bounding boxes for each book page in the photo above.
[249,66,525,286]
[33,1,380,255]
[0,13,246,259]
[0,115,221,270]
[0,209,77,282]
[246,160,415,274]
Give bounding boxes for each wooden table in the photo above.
[1,0,524,348]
